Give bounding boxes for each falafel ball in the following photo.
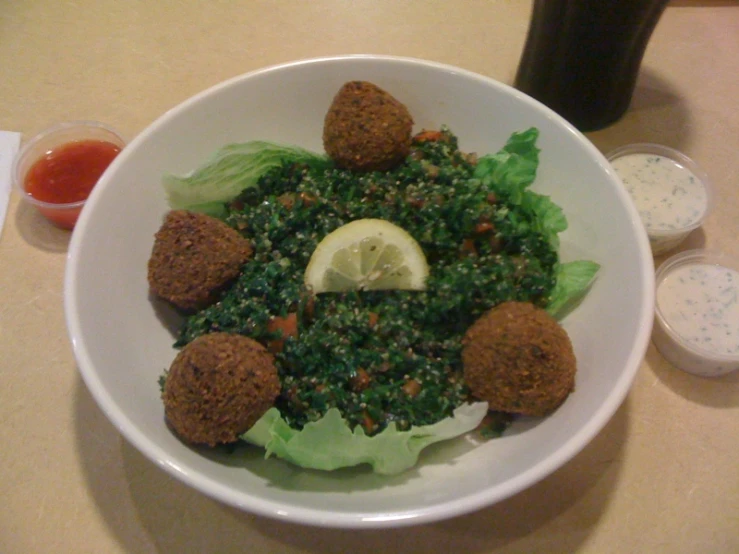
[323,80,413,172]
[462,301,576,417]
[148,210,252,311]
[163,332,281,446]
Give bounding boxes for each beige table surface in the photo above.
[1,1,738,553]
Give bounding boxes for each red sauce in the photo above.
[24,139,121,205]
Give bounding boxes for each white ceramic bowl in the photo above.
[65,55,654,528]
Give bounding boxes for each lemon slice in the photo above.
[305,219,429,293]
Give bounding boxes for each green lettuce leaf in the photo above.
[474,127,540,202]
[163,141,331,217]
[518,191,568,250]
[242,402,488,475]
[474,128,599,313]
[547,260,601,319]
[474,128,568,249]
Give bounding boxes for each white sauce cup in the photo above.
[606,143,712,256]
[653,249,739,377]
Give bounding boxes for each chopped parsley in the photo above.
[175,128,557,434]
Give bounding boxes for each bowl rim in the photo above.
[64,53,655,528]
[13,119,126,210]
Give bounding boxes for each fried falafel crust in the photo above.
[163,332,281,446]
[462,301,576,417]
[148,210,252,311]
[323,80,413,172]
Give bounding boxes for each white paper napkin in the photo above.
[0,131,21,237]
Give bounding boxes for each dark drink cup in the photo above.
[514,0,669,132]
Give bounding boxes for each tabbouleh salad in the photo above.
[177,128,557,433]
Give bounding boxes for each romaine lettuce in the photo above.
[242,402,488,475]
[163,141,330,217]
[473,127,540,201]
[473,128,599,313]
[546,260,601,319]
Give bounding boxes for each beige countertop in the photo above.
[1,1,738,552]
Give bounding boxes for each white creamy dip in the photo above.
[657,263,739,356]
[611,152,708,233]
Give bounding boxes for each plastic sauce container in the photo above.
[607,143,712,256]
[653,249,739,377]
[13,121,125,229]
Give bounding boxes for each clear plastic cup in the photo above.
[12,121,125,230]
[606,143,712,256]
[653,249,739,377]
